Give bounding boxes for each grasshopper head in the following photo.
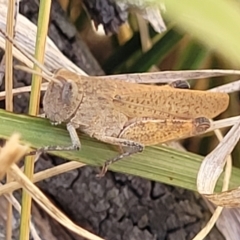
[43,75,83,124]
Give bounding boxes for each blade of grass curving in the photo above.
[0,109,239,193]
[164,0,240,67]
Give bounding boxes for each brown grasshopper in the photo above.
[0,29,229,177]
[41,68,229,177]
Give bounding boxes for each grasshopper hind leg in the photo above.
[95,136,144,178]
[96,116,211,177]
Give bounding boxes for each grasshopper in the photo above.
[0,29,229,177]
[41,69,229,177]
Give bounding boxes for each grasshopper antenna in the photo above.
[0,28,61,84]
[14,64,59,84]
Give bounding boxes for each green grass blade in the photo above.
[174,41,209,70]
[0,109,239,192]
[102,32,141,74]
[127,28,183,72]
[102,29,159,74]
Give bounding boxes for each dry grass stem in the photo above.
[0,3,86,75]
[193,122,232,239]
[0,161,85,195]
[0,133,28,180]
[1,187,41,240]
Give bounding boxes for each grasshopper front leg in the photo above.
[28,122,81,155]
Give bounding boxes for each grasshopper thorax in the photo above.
[43,75,83,124]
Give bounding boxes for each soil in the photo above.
[0,1,225,240]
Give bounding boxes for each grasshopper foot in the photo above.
[27,144,80,156]
[96,163,108,178]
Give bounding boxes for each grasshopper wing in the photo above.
[113,84,229,119]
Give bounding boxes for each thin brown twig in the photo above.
[5,1,16,239]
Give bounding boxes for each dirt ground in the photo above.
[0,1,225,240]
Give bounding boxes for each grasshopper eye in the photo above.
[61,81,73,105]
